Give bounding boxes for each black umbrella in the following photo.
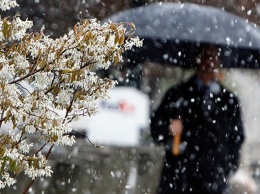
[105,2,260,68]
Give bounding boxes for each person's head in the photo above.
[196,45,223,84]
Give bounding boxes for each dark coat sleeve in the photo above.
[150,85,183,145]
[226,96,245,175]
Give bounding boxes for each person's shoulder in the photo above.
[169,75,196,90]
[166,79,189,94]
[166,76,196,96]
[219,84,239,102]
[161,78,193,102]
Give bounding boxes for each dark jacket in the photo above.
[150,75,245,194]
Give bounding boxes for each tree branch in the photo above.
[22,144,54,194]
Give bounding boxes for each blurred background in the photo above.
[1,0,260,194]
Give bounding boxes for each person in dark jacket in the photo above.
[150,45,245,194]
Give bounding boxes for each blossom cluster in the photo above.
[0,0,17,11]
[0,0,142,190]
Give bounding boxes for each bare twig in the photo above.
[71,130,103,148]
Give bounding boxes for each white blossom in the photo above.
[55,135,76,146]
[32,72,52,90]
[9,18,33,40]
[2,173,15,187]
[0,181,5,189]
[0,0,142,190]
[25,125,36,134]
[18,141,33,154]
[0,0,18,11]
[24,156,53,180]
[124,37,143,50]
[0,173,15,188]
[3,149,21,161]
[56,89,72,105]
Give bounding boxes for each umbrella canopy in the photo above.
[105,3,260,68]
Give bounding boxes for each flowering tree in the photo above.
[0,0,142,191]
